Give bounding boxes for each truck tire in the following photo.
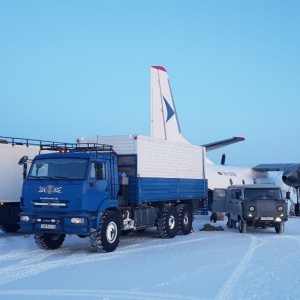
[90,211,121,253]
[34,233,66,250]
[177,204,193,235]
[157,206,179,238]
[275,222,284,234]
[0,225,20,233]
[238,219,247,233]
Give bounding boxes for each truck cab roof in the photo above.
[34,152,103,160]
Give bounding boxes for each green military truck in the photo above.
[212,184,288,234]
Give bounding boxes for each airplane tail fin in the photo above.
[151,66,189,143]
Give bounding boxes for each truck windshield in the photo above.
[28,158,88,180]
[244,188,283,200]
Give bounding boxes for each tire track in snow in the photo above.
[0,289,209,300]
[0,236,213,286]
[0,247,72,263]
[215,235,267,300]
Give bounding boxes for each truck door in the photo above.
[85,161,110,211]
[212,189,227,213]
[233,188,243,219]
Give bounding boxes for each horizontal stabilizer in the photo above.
[202,137,245,152]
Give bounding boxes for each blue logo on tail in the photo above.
[163,97,174,122]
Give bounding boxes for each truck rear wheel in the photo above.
[275,222,284,234]
[0,225,20,233]
[177,204,193,235]
[238,219,247,233]
[157,206,179,238]
[34,233,66,250]
[90,211,121,253]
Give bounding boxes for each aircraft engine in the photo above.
[282,164,300,188]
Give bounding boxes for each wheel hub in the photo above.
[168,216,175,229]
[106,221,117,243]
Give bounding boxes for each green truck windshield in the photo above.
[244,188,283,200]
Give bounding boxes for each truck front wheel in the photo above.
[157,206,179,238]
[90,211,121,253]
[177,204,193,235]
[238,219,247,233]
[34,233,66,250]
[275,222,284,234]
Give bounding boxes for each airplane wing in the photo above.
[202,137,245,152]
[253,163,292,171]
[254,163,300,189]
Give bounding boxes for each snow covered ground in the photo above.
[0,214,299,300]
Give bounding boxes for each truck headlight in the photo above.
[277,206,283,212]
[249,206,255,212]
[71,218,84,224]
[20,216,30,222]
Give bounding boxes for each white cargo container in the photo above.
[0,137,51,232]
[77,135,206,179]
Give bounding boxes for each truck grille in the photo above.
[32,200,69,208]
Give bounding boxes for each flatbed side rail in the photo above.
[0,136,67,147]
[0,136,115,155]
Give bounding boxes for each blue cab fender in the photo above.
[97,198,119,212]
[94,199,121,229]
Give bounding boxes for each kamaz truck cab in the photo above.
[212,184,288,234]
[19,142,121,252]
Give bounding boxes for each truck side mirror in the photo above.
[18,156,28,180]
[18,156,28,165]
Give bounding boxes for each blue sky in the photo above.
[0,0,299,166]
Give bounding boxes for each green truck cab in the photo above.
[212,184,288,234]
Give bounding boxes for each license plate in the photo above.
[261,217,274,221]
[41,224,56,229]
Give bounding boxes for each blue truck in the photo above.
[19,135,208,252]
